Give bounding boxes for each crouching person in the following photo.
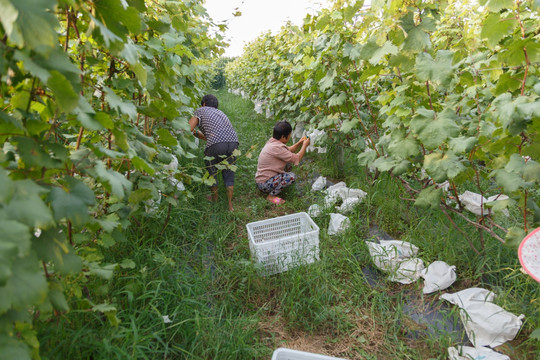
[255,121,310,204]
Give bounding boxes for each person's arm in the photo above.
[296,138,310,163]
[189,116,207,141]
[288,138,305,152]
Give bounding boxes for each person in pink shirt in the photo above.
[255,121,310,204]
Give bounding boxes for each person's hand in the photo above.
[303,137,310,146]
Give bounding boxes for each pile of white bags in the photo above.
[441,288,525,348]
[323,181,367,214]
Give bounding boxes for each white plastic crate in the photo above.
[246,212,319,275]
[272,348,347,360]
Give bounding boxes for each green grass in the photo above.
[37,88,540,359]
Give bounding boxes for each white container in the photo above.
[272,348,347,360]
[246,212,319,275]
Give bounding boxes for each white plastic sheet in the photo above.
[448,346,510,360]
[328,213,350,235]
[420,261,457,294]
[312,176,327,191]
[441,288,525,347]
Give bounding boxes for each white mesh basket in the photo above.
[246,212,319,275]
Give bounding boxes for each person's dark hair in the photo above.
[272,120,293,140]
[201,94,219,108]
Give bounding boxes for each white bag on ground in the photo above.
[308,204,322,218]
[336,197,362,213]
[420,261,457,294]
[366,240,419,273]
[324,182,347,208]
[458,191,509,216]
[388,258,425,284]
[328,213,350,235]
[440,288,495,308]
[448,346,510,360]
[312,176,327,191]
[441,288,525,347]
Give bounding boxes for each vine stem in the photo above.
[426,80,434,112]
[516,0,529,96]
[159,203,172,236]
[64,7,71,52]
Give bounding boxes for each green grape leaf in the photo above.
[449,136,477,154]
[48,177,95,227]
[104,87,137,120]
[328,92,347,107]
[424,152,466,182]
[319,69,336,91]
[361,39,398,65]
[93,161,132,198]
[373,156,399,172]
[500,39,540,67]
[9,0,58,54]
[415,50,454,85]
[414,186,442,210]
[530,328,540,340]
[479,0,515,12]
[492,169,525,193]
[4,180,54,229]
[481,13,516,48]
[343,42,362,60]
[392,160,410,176]
[357,151,377,166]
[0,220,31,285]
[340,118,358,134]
[504,226,525,248]
[49,289,69,312]
[88,13,122,48]
[523,160,540,182]
[410,108,460,149]
[0,253,48,313]
[131,156,155,175]
[0,110,24,134]
[33,228,82,275]
[13,136,60,169]
[47,70,79,113]
[95,112,115,129]
[87,262,117,280]
[94,0,141,37]
[527,198,540,226]
[128,188,153,204]
[388,137,420,159]
[0,334,32,360]
[156,128,178,147]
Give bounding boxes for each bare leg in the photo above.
[207,187,218,202]
[226,186,234,211]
